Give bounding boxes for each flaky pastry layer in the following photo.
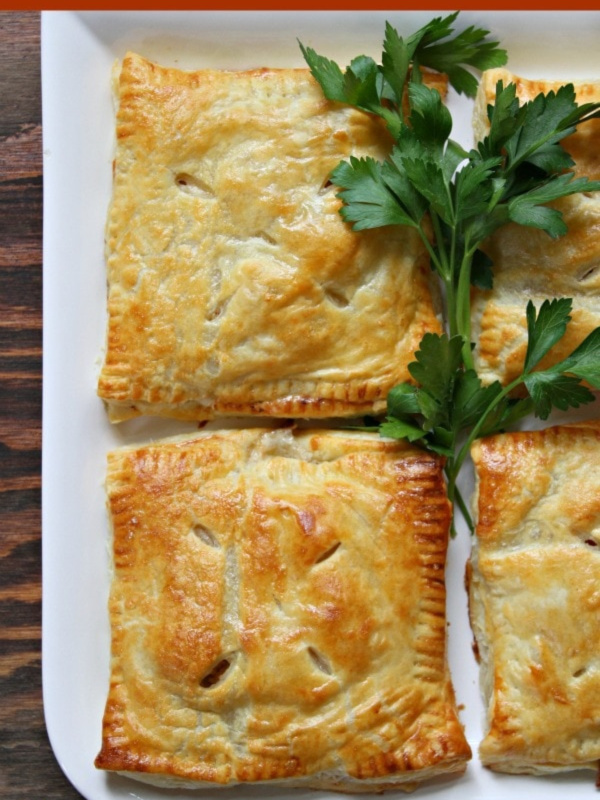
[469,422,600,775]
[95,427,470,791]
[471,68,600,386]
[97,53,446,422]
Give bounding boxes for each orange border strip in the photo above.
[4,2,600,11]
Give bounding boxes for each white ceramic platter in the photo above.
[41,10,600,800]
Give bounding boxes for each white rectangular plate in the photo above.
[41,10,600,800]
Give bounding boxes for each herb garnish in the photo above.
[301,12,600,532]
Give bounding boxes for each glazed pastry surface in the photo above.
[97,53,446,422]
[95,427,470,791]
[469,421,600,774]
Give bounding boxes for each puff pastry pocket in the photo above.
[468,422,600,777]
[96,53,446,422]
[471,68,600,386]
[95,427,471,792]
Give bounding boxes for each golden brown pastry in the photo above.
[95,427,470,791]
[468,421,600,775]
[97,53,446,422]
[471,68,600,385]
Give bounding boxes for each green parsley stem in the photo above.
[445,275,458,339]
[429,210,452,283]
[444,463,473,535]
[448,223,459,333]
[456,247,476,371]
[446,370,530,533]
[454,373,525,484]
[417,226,446,281]
[454,484,473,532]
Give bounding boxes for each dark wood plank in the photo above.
[0,11,83,799]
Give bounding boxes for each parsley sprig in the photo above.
[300,11,507,142]
[301,13,600,533]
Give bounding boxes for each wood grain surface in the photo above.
[0,11,83,799]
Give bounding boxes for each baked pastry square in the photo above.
[468,422,600,776]
[471,68,600,386]
[95,427,470,791]
[97,53,445,422]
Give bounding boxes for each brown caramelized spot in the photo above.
[206,305,223,321]
[192,524,220,548]
[573,666,588,678]
[308,646,332,675]
[200,658,231,688]
[315,541,341,564]
[584,538,598,547]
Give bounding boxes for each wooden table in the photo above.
[0,11,82,799]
